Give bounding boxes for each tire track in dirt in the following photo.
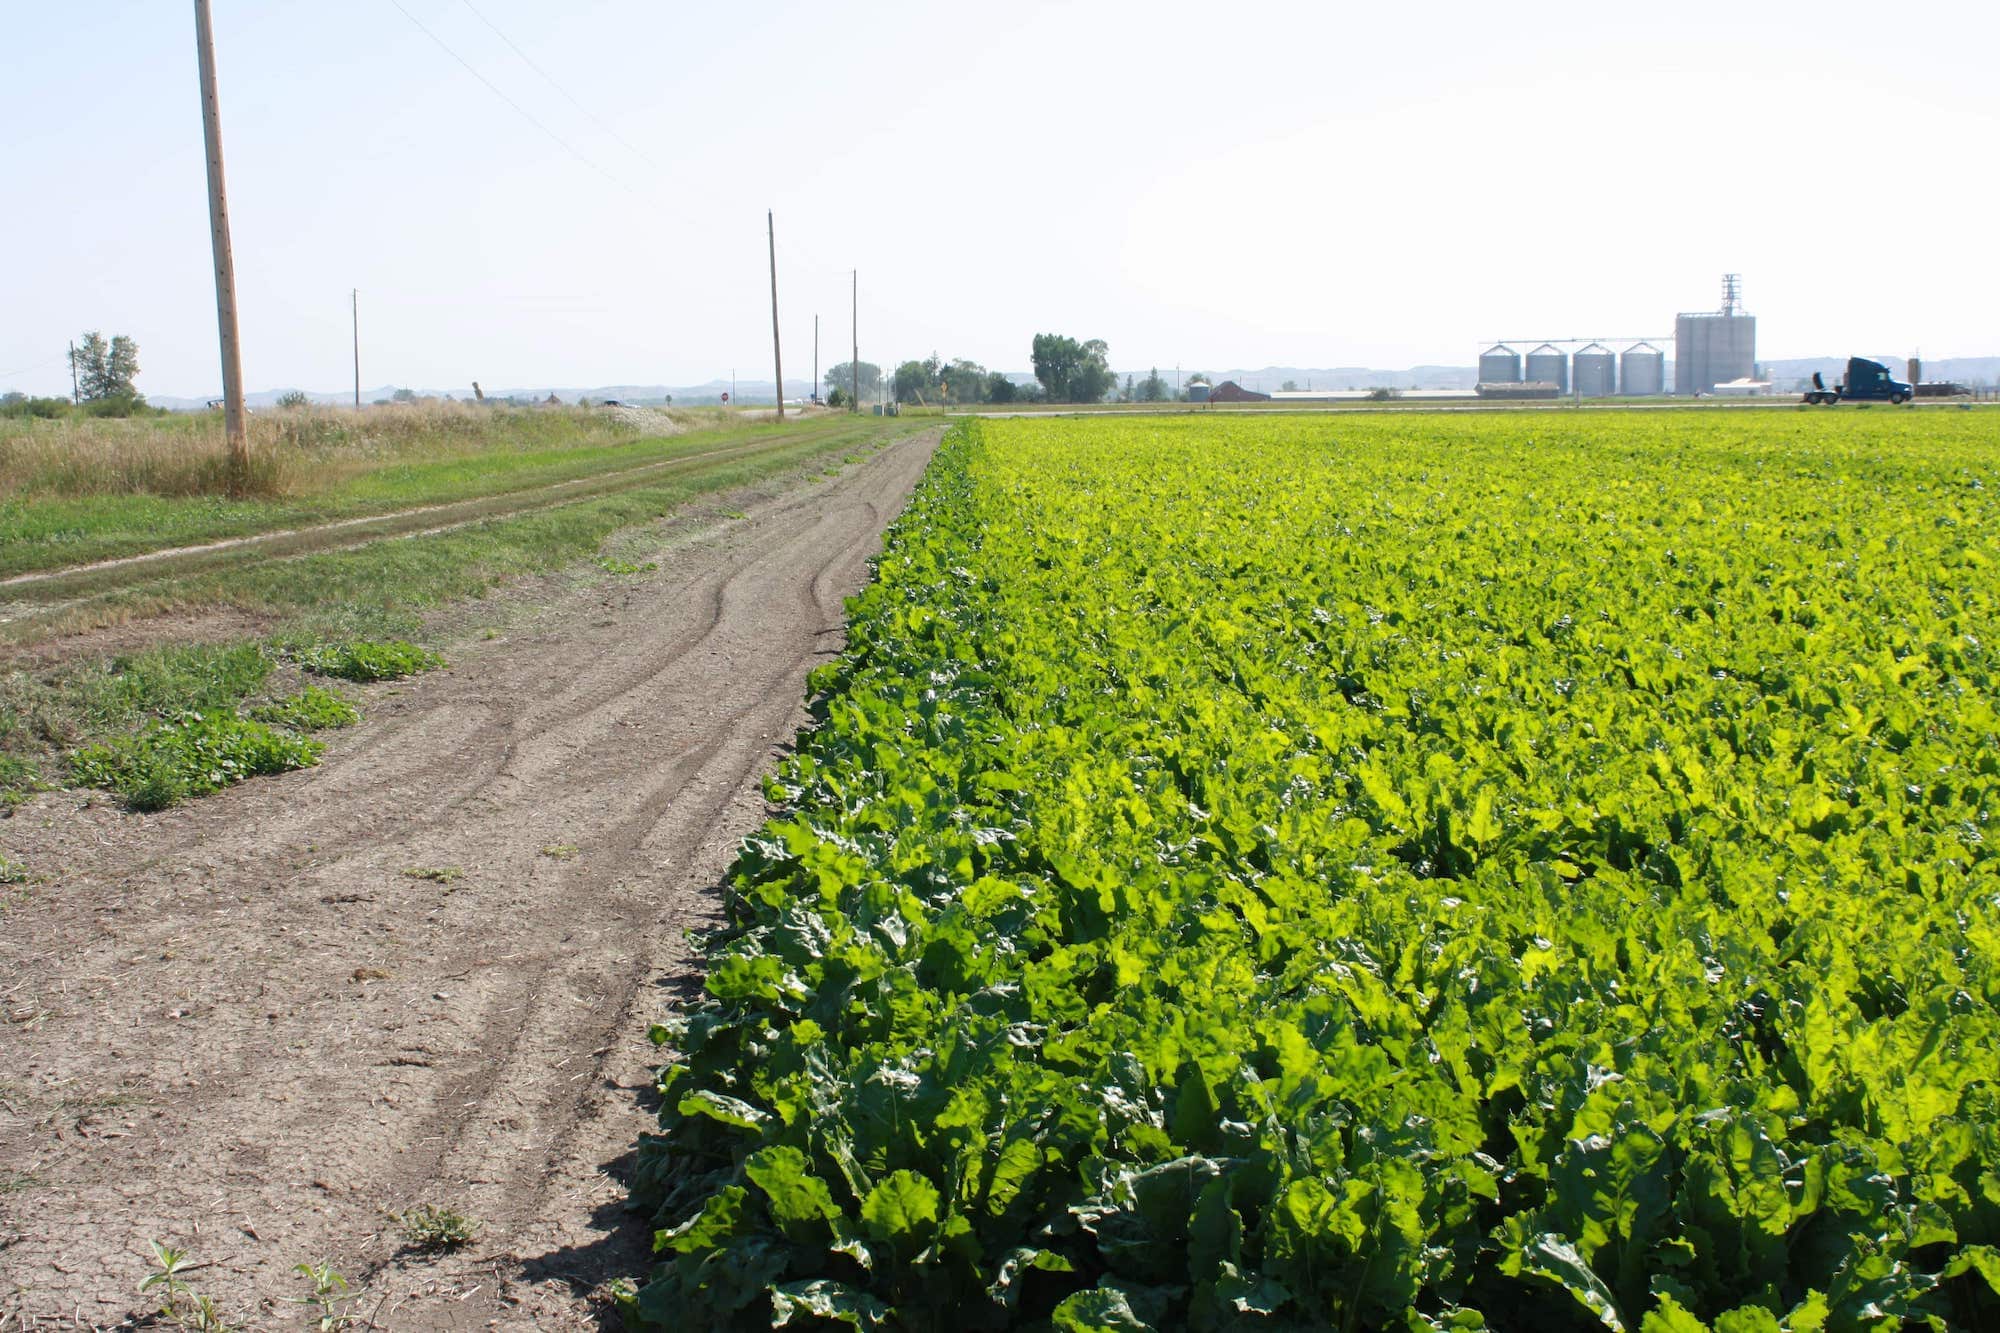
[0,429,938,1328]
[0,423,878,648]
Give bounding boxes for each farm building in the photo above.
[1207,381,1271,403]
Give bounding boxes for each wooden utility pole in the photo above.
[68,341,79,404]
[766,211,785,421]
[352,289,361,409]
[193,0,248,486]
[851,269,858,414]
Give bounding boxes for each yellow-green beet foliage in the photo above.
[631,411,2000,1330]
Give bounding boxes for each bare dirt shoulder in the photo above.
[0,429,939,1329]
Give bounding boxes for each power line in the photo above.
[0,357,74,383]
[455,0,667,175]
[383,0,634,195]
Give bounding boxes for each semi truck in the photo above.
[1803,357,1914,405]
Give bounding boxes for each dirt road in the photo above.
[0,429,939,1327]
[1,420,883,641]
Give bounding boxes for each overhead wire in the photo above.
[0,357,75,385]
[455,0,668,176]
[382,0,637,197]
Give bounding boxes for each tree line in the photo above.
[824,335,1196,407]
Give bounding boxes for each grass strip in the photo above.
[0,421,919,805]
[0,415,852,581]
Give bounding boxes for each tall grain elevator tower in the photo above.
[1675,274,1757,395]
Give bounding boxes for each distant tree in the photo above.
[69,331,143,405]
[391,388,418,403]
[827,386,851,409]
[1030,334,1078,402]
[1281,379,1299,392]
[276,389,312,410]
[2,392,72,419]
[1030,334,1115,404]
[824,361,882,400]
[942,358,988,404]
[1136,367,1171,403]
[893,356,941,405]
[985,373,1019,404]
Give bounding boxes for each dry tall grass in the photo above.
[0,402,739,500]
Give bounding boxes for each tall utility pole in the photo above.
[813,314,819,406]
[850,269,858,415]
[351,289,361,409]
[766,211,785,421]
[68,341,79,404]
[194,0,248,486]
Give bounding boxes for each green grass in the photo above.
[0,643,431,808]
[0,641,273,756]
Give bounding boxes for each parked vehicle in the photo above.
[1804,357,1914,405]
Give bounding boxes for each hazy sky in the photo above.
[4,1,1995,399]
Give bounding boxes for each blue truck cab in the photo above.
[1805,358,1914,405]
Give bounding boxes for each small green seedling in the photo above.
[139,1240,235,1330]
[287,1259,355,1331]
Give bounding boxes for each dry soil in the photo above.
[0,429,938,1328]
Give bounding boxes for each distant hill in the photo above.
[1764,357,2000,387]
[1175,366,1481,392]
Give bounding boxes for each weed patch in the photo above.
[250,685,359,731]
[298,640,443,682]
[0,754,51,808]
[70,711,322,811]
[391,1203,479,1252]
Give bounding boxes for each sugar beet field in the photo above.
[632,411,2000,1330]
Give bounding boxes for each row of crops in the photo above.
[627,411,2000,1330]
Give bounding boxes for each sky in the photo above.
[3,0,1996,400]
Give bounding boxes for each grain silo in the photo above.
[1478,344,1523,385]
[1675,274,1756,395]
[1573,343,1616,397]
[1620,342,1665,396]
[1525,344,1568,393]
